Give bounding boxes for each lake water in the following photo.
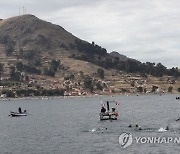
[0,94,180,154]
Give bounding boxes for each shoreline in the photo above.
[0,92,179,101]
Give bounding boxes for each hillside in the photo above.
[0,15,180,97]
[0,14,78,51]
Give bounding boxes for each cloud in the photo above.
[1,0,180,68]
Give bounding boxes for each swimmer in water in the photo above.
[128,124,132,128]
[165,126,169,130]
[135,124,139,128]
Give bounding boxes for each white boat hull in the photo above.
[10,111,27,117]
[99,112,118,120]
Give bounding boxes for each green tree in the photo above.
[5,44,14,56]
[83,76,93,92]
[96,82,103,90]
[168,86,173,93]
[43,68,55,77]
[137,86,143,93]
[2,90,15,97]
[97,68,104,79]
[10,66,21,81]
[50,59,60,72]
[16,62,24,72]
[10,66,15,78]
[0,63,3,77]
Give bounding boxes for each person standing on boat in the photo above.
[101,106,106,113]
[112,107,116,112]
[18,107,22,113]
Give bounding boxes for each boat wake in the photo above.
[158,127,167,132]
[89,127,108,133]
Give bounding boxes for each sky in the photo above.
[1,0,180,68]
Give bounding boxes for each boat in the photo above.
[10,111,27,117]
[99,112,118,120]
[99,101,119,120]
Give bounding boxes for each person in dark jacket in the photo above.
[18,107,22,113]
[101,106,106,113]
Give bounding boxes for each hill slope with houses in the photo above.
[0,15,179,97]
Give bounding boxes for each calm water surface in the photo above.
[0,94,180,154]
